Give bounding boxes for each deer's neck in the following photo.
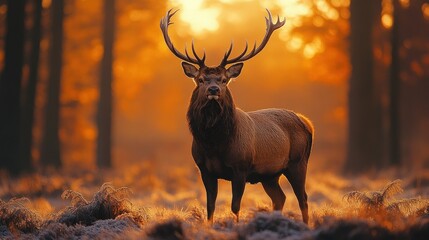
[187,89,236,148]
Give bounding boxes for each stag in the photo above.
[160,9,313,224]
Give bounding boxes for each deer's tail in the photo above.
[297,114,314,162]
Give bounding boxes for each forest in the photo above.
[0,0,428,239]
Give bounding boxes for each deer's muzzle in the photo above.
[207,86,220,100]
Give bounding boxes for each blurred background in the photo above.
[0,0,428,177]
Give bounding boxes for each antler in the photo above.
[219,9,285,67]
[160,9,206,67]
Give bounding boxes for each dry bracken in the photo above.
[0,197,42,233]
[57,182,137,226]
[343,179,429,217]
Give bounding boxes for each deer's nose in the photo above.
[208,86,220,95]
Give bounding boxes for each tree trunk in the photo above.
[388,0,401,166]
[20,0,42,172]
[41,0,64,168]
[0,0,28,174]
[96,0,115,168]
[345,0,383,173]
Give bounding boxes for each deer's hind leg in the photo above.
[261,176,286,211]
[284,160,309,224]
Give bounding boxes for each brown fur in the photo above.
[186,67,314,223]
[161,9,312,223]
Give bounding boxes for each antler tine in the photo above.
[266,9,286,28]
[266,8,273,25]
[250,42,257,55]
[184,45,192,60]
[191,40,206,64]
[225,42,233,58]
[236,41,249,59]
[221,41,250,66]
[160,9,206,67]
[221,41,251,66]
[220,42,234,65]
[219,9,285,67]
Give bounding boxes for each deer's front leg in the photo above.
[201,169,218,223]
[231,173,246,222]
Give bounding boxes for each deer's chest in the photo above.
[203,156,233,180]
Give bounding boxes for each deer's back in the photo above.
[242,108,313,175]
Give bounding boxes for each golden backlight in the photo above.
[382,0,394,29]
[423,3,429,20]
[167,0,348,61]
[34,0,352,167]
[1,0,424,174]
[169,0,220,34]
[0,1,428,238]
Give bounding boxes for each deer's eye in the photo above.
[198,78,204,83]
[222,78,228,84]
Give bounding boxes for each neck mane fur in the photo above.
[187,88,236,149]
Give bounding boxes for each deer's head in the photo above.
[160,9,285,103]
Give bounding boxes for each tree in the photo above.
[345,0,383,173]
[96,0,115,168]
[0,0,30,174]
[40,0,64,168]
[390,0,429,168]
[388,0,401,166]
[20,0,43,172]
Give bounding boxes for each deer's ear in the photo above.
[182,62,199,78]
[226,63,244,79]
